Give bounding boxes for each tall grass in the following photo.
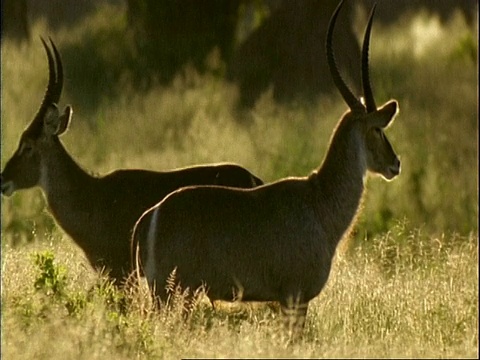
[1,4,478,359]
[1,227,477,358]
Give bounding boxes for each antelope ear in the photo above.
[369,100,398,128]
[44,104,72,136]
[56,105,72,135]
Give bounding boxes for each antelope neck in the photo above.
[40,139,98,242]
[310,122,366,249]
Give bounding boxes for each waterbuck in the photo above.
[132,0,400,329]
[0,38,263,284]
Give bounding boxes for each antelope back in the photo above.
[326,0,400,180]
[1,39,73,196]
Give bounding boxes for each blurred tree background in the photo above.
[2,0,476,107]
[1,0,478,245]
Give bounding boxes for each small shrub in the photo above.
[33,251,68,298]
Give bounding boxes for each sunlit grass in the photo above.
[1,228,477,358]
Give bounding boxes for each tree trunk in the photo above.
[227,0,361,107]
[127,0,241,82]
[2,0,30,42]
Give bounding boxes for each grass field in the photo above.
[1,228,477,358]
[1,4,478,359]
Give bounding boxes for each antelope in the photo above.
[132,0,400,331]
[0,38,264,284]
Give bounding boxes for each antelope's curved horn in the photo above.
[27,37,58,136]
[49,37,63,104]
[361,4,377,113]
[39,37,57,109]
[326,0,363,112]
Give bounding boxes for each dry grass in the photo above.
[1,229,477,358]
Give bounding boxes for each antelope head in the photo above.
[1,38,73,196]
[327,0,400,180]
